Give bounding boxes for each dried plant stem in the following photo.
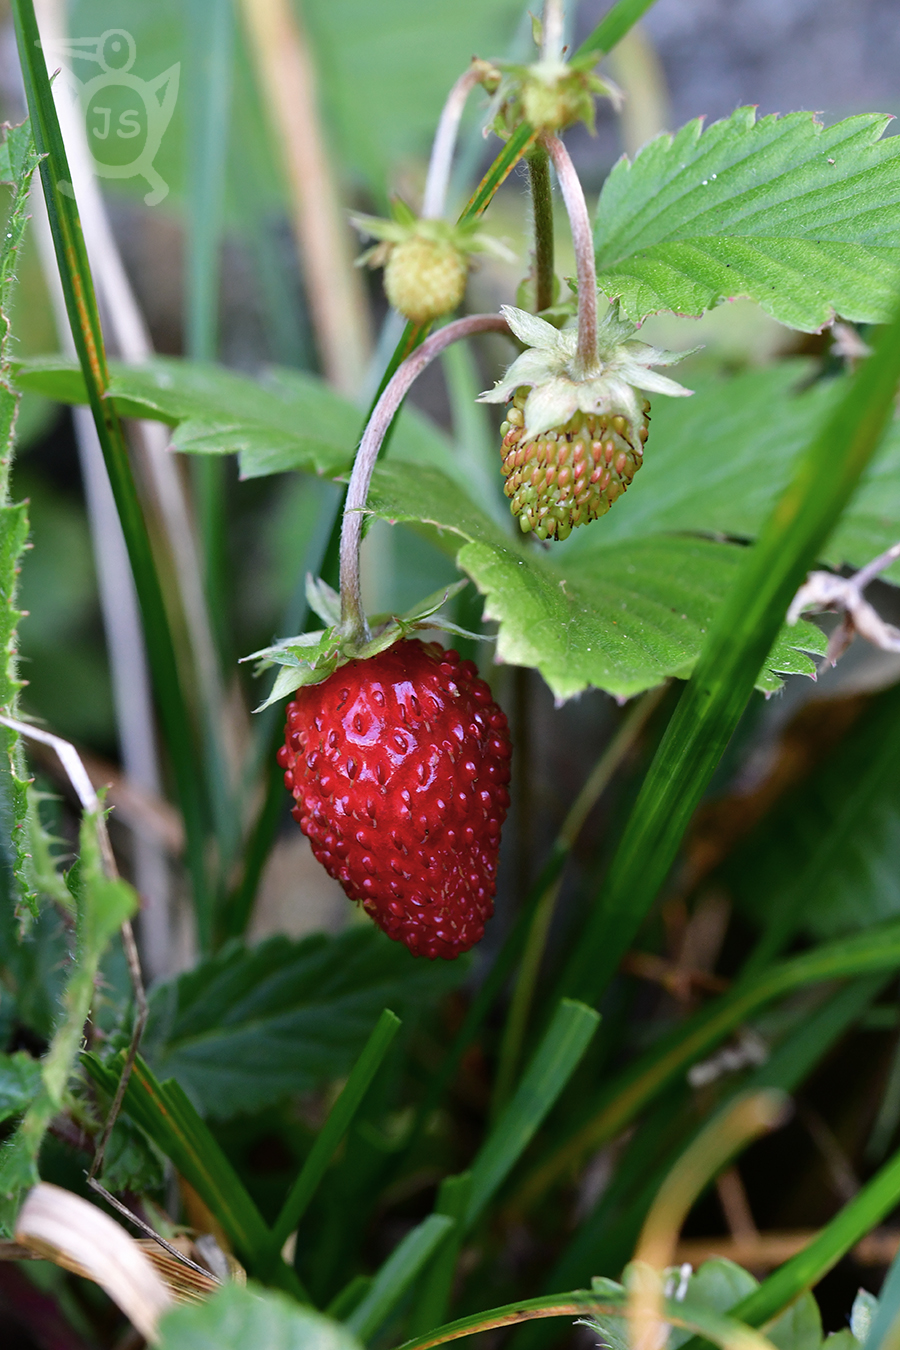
[629,1092,787,1350]
[422,64,486,220]
[339,314,510,639]
[85,1180,218,1285]
[240,0,371,395]
[542,132,598,374]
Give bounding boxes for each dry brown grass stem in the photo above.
[241,0,372,395]
[629,1092,788,1350]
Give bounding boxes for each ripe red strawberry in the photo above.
[277,639,511,960]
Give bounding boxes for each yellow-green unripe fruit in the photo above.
[384,235,468,325]
[500,388,650,541]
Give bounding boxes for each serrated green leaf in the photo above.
[593,108,900,330]
[158,1280,361,1350]
[0,118,42,188]
[727,681,900,948]
[366,462,825,699]
[568,360,900,584]
[99,1115,165,1195]
[141,926,468,1118]
[11,355,464,484]
[0,1050,41,1123]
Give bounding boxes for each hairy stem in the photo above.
[528,148,555,312]
[339,313,511,639]
[542,132,598,374]
[422,63,486,220]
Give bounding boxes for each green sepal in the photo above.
[490,52,621,139]
[351,211,515,265]
[245,580,486,712]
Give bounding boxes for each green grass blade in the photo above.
[82,1050,277,1273]
[397,1290,624,1350]
[673,1140,900,1350]
[407,1173,472,1337]
[558,306,900,1010]
[11,0,213,938]
[512,975,886,1350]
[515,925,900,1211]
[268,1010,401,1257]
[574,0,662,60]
[345,1213,454,1341]
[327,1276,373,1321]
[184,0,240,868]
[465,999,599,1230]
[218,744,285,941]
[186,0,233,364]
[459,124,537,223]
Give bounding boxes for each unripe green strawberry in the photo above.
[384,235,468,325]
[351,210,514,329]
[500,388,649,540]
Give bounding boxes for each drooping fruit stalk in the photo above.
[276,313,514,958]
[339,313,510,640]
[479,135,694,540]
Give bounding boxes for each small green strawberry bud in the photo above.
[492,54,622,139]
[384,235,468,325]
[352,210,515,328]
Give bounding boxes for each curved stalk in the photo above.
[339,313,510,639]
[422,64,487,220]
[542,132,598,374]
[629,1092,787,1350]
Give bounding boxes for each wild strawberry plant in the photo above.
[4,1,900,1348]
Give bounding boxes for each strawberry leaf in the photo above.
[142,927,467,1117]
[365,463,825,700]
[11,355,463,483]
[594,108,900,330]
[569,359,900,584]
